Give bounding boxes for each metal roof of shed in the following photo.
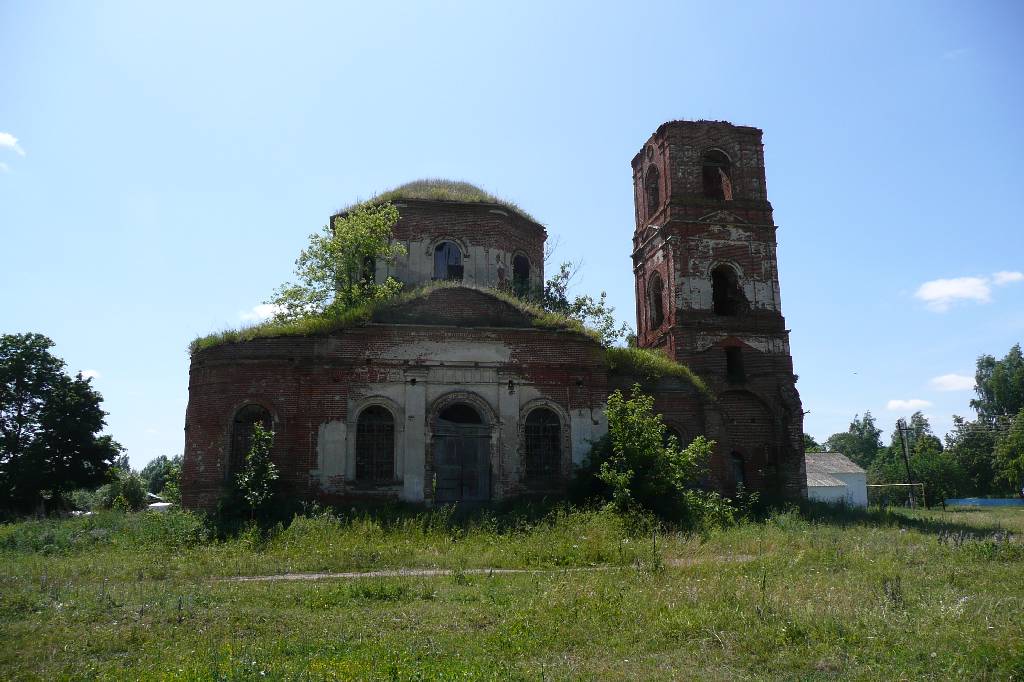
[806,452,865,475]
[806,470,846,488]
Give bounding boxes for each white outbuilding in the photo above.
[805,452,867,507]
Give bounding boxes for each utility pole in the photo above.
[896,418,916,508]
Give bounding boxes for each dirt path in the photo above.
[224,566,609,582]
[222,554,757,582]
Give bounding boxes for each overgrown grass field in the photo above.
[1,504,1022,679]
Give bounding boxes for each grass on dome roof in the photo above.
[340,179,538,223]
[188,281,597,355]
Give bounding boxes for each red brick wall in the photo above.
[182,291,608,510]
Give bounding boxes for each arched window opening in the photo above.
[645,166,661,215]
[230,405,272,476]
[648,273,665,328]
[361,256,376,286]
[731,451,746,488]
[663,426,686,449]
[438,403,483,425]
[711,265,747,316]
[356,406,395,484]
[512,255,531,297]
[726,347,746,383]
[702,150,733,201]
[433,241,464,281]
[525,408,561,482]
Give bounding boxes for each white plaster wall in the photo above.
[807,484,848,505]
[676,229,782,314]
[835,472,868,508]
[692,333,791,355]
[570,406,608,466]
[369,341,512,363]
[315,421,347,492]
[314,338,601,502]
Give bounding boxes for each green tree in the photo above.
[803,433,822,453]
[269,202,406,323]
[235,423,279,520]
[971,343,1024,423]
[160,458,182,505]
[590,385,733,525]
[542,261,632,346]
[888,411,942,453]
[871,413,963,506]
[945,416,1003,496]
[140,454,182,495]
[0,333,122,513]
[993,408,1024,491]
[823,411,883,467]
[98,471,147,512]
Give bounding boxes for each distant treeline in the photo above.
[806,343,1024,505]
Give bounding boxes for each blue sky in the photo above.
[2,1,1022,468]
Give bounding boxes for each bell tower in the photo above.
[631,120,805,498]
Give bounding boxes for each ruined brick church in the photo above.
[181,121,806,509]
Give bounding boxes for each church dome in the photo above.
[339,179,545,294]
[337,178,539,224]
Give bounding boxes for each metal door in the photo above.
[433,422,490,503]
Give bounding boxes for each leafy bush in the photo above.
[604,346,707,393]
[574,384,735,529]
[235,423,279,521]
[0,509,208,554]
[93,471,148,511]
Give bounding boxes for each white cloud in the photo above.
[886,398,932,411]
[240,303,281,322]
[0,132,25,156]
[81,369,101,380]
[993,271,1024,286]
[929,373,974,391]
[914,277,990,311]
[914,271,1023,312]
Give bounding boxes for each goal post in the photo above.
[867,483,928,508]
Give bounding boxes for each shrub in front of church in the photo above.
[576,385,734,528]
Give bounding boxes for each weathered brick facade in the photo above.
[352,200,546,295]
[181,120,806,509]
[182,289,609,510]
[631,120,806,498]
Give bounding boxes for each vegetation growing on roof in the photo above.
[189,282,601,355]
[269,202,406,324]
[341,179,538,223]
[604,346,708,394]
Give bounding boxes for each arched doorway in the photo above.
[433,403,491,502]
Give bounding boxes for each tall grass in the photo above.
[1,505,1022,679]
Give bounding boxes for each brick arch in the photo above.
[426,235,470,257]
[647,271,666,329]
[518,399,572,487]
[347,395,406,483]
[662,419,693,447]
[428,390,498,427]
[224,400,277,480]
[706,259,745,279]
[716,390,778,490]
[426,390,499,503]
[701,146,733,163]
[645,164,661,216]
